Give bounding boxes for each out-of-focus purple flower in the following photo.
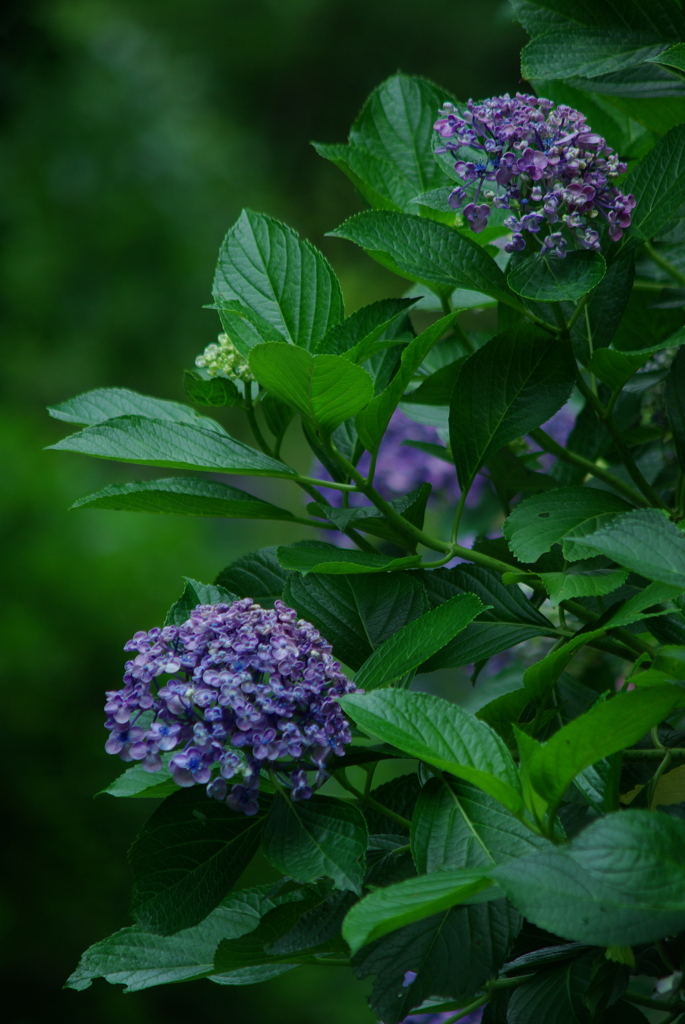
[104,600,359,814]
[434,93,633,257]
[314,410,490,511]
[529,403,576,471]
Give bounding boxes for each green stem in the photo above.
[294,474,358,492]
[624,991,683,1013]
[551,301,567,332]
[367,449,378,487]
[451,487,469,544]
[576,374,670,510]
[648,747,674,807]
[488,974,537,991]
[440,995,490,1023]
[584,302,598,396]
[363,762,377,797]
[530,428,647,506]
[634,278,683,291]
[334,771,412,830]
[645,241,685,287]
[624,748,685,761]
[439,971,539,1023]
[322,440,452,554]
[565,292,590,333]
[245,395,276,457]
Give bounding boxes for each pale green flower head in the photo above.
[195,333,253,382]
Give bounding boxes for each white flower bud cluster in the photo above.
[195,333,253,381]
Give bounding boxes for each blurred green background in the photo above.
[1,2,524,1021]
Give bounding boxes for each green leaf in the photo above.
[650,41,685,74]
[312,141,417,213]
[352,899,520,1024]
[65,886,294,992]
[510,0,685,35]
[261,794,367,894]
[47,386,227,434]
[602,91,685,139]
[539,565,629,607]
[402,359,466,406]
[354,594,485,690]
[343,869,494,954]
[277,540,421,575]
[418,565,554,671]
[507,957,595,1024]
[508,251,606,303]
[604,580,685,627]
[248,344,373,434]
[522,29,670,81]
[666,347,685,472]
[449,325,576,488]
[523,627,607,706]
[164,577,237,627]
[339,690,524,815]
[283,571,428,671]
[410,777,549,875]
[588,348,649,391]
[267,889,356,955]
[493,810,685,946]
[568,508,685,587]
[71,477,300,522]
[101,757,180,800]
[329,211,516,305]
[356,312,459,452]
[486,446,558,501]
[572,251,635,362]
[212,209,343,350]
[215,547,290,607]
[307,485,430,549]
[316,297,416,358]
[66,884,298,995]
[574,756,621,814]
[623,124,685,243]
[48,415,297,478]
[210,298,291,351]
[528,685,685,810]
[348,73,455,197]
[589,324,685,391]
[213,894,348,970]
[477,690,532,748]
[129,788,266,935]
[183,371,242,408]
[503,487,633,563]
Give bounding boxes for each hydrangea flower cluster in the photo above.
[195,332,253,381]
[104,599,359,814]
[434,92,634,256]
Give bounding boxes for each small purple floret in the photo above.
[104,599,360,814]
[434,92,633,256]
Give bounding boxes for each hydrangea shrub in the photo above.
[56,2,685,1021]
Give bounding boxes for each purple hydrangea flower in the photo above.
[434,93,634,255]
[315,409,483,508]
[104,599,359,813]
